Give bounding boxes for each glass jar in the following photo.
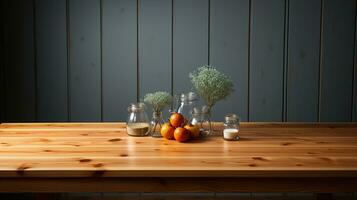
[189,106,212,137]
[177,92,198,121]
[126,103,150,136]
[149,111,165,138]
[223,114,240,141]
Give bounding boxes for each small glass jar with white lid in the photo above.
[223,114,240,141]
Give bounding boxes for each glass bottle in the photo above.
[150,111,165,138]
[177,92,198,121]
[223,114,240,141]
[189,106,212,137]
[170,94,180,114]
[126,103,150,137]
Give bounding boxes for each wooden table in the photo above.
[0,122,356,198]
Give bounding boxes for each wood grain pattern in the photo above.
[0,122,356,179]
[0,177,356,193]
[0,123,357,193]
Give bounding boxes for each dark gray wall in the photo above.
[1,0,356,122]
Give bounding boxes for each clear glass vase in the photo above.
[189,106,212,137]
[150,111,165,138]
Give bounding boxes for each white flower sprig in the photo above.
[190,65,234,111]
[144,91,172,113]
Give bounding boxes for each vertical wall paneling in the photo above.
[286,0,321,122]
[2,0,36,122]
[102,0,137,121]
[173,0,209,95]
[36,0,68,121]
[139,0,172,99]
[210,0,249,121]
[69,0,102,121]
[249,0,285,121]
[320,0,356,122]
[2,0,357,123]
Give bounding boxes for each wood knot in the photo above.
[248,163,257,167]
[136,141,143,144]
[17,163,32,176]
[119,154,128,157]
[81,133,89,136]
[43,149,53,152]
[252,157,269,161]
[39,138,51,142]
[79,158,92,163]
[281,142,292,146]
[296,163,303,166]
[108,138,122,142]
[0,142,10,146]
[319,157,332,162]
[93,163,104,168]
[307,152,317,155]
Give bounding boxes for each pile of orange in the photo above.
[160,113,200,142]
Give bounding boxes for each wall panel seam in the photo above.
[208,0,211,65]
[317,0,325,122]
[136,0,140,101]
[282,0,289,122]
[351,0,357,122]
[247,0,252,122]
[66,0,71,122]
[100,0,103,122]
[2,0,7,121]
[171,0,174,100]
[33,0,38,122]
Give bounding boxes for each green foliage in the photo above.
[144,91,172,112]
[189,65,234,109]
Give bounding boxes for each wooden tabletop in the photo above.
[0,122,357,178]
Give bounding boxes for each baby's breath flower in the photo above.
[144,91,172,113]
[190,65,234,111]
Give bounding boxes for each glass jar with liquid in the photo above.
[126,103,150,136]
[223,114,240,141]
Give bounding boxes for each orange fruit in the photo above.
[174,127,190,143]
[160,123,175,140]
[169,113,185,127]
[184,124,200,139]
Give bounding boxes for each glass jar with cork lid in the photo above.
[126,103,150,136]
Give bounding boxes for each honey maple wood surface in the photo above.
[0,122,356,178]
